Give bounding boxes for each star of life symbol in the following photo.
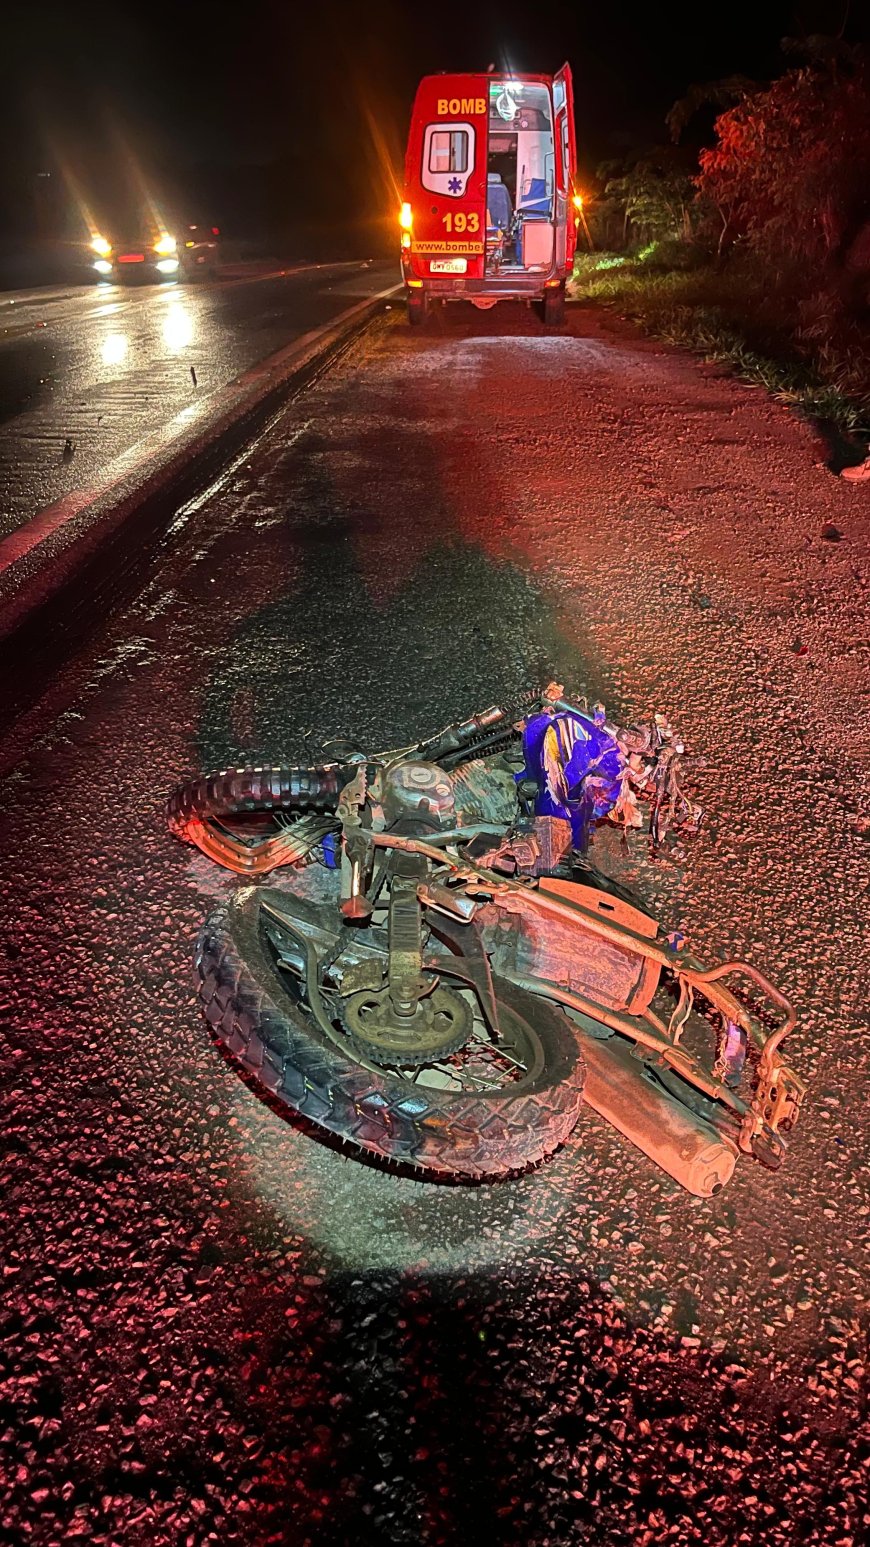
[448,176,462,193]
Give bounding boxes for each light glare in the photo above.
[101,333,129,366]
[162,303,193,349]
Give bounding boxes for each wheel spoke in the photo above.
[430,1062,488,1090]
[270,927,541,1092]
[486,1044,525,1072]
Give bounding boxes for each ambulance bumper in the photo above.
[408,274,562,300]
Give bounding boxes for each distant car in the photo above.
[89,224,221,282]
[180,225,221,275]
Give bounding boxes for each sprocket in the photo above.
[340,984,472,1067]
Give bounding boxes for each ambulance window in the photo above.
[421,122,476,196]
[428,130,468,175]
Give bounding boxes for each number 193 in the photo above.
[442,211,480,233]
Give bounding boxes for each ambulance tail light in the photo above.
[399,202,413,231]
[401,231,412,250]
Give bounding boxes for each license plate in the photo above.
[430,258,467,274]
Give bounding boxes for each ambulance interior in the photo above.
[485,82,554,274]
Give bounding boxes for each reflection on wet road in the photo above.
[0,261,397,539]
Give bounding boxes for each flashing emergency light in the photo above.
[399,202,413,230]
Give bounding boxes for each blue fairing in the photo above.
[520,708,623,850]
[321,831,341,869]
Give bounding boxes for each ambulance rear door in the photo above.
[553,63,578,273]
[406,75,488,283]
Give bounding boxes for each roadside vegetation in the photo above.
[571,34,870,437]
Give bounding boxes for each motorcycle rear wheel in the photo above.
[195,889,586,1180]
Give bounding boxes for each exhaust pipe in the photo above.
[578,1032,738,1197]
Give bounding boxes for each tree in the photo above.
[595,150,697,250]
[696,53,870,270]
[665,75,761,144]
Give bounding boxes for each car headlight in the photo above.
[91,235,112,257]
[154,233,177,256]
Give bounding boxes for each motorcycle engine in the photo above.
[380,761,455,833]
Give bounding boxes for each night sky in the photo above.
[1,0,867,237]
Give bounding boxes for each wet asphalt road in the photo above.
[0,260,397,539]
[1,301,869,1544]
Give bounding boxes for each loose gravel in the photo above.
[1,301,868,1545]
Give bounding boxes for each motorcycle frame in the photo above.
[366,831,805,1161]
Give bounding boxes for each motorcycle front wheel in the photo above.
[195,889,586,1180]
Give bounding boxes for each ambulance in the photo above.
[400,66,577,325]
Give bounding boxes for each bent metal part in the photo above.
[169,688,805,1191]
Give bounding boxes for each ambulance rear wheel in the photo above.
[542,285,566,327]
[408,292,429,327]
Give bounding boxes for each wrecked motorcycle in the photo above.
[168,689,804,1192]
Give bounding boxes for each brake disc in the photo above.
[340,984,472,1067]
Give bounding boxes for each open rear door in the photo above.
[553,63,578,272]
